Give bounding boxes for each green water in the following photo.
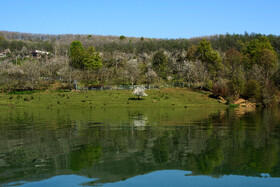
[1,107,280,186]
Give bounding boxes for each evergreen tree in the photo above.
[196,39,222,74]
[152,51,168,79]
[83,47,102,70]
[70,41,84,69]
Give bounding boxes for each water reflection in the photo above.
[0,107,280,186]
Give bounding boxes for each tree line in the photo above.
[1,31,280,54]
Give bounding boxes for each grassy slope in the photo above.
[0,88,225,109]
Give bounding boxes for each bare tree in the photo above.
[123,59,140,87]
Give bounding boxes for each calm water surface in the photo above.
[1,107,280,186]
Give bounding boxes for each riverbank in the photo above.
[0,88,226,109]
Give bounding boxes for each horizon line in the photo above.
[1,30,278,40]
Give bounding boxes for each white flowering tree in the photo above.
[123,59,140,87]
[132,86,148,99]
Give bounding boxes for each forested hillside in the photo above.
[0,31,280,106]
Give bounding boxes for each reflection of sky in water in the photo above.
[15,171,280,187]
[10,175,94,187]
[105,171,280,187]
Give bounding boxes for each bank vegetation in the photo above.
[0,31,280,106]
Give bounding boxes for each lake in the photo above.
[1,107,280,186]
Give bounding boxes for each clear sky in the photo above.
[0,0,279,38]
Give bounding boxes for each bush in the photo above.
[119,35,126,40]
[23,97,30,101]
[204,79,213,91]
[261,83,279,106]
[227,79,245,100]
[243,80,261,101]
[273,67,280,89]
[212,80,228,97]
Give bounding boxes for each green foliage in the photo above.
[204,79,213,91]
[196,39,222,73]
[186,44,197,61]
[244,80,261,101]
[0,35,5,41]
[229,103,239,108]
[258,48,277,70]
[70,41,84,69]
[152,51,168,79]
[119,35,126,40]
[70,41,102,70]
[224,48,243,72]
[8,90,44,95]
[273,66,280,89]
[196,39,214,62]
[226,78,245,99]
[83,47,102,70]
[243,36,276,66]
[261,84,279,106]
[54,89,71,93]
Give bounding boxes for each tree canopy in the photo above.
[243,36,277,66]
[152,51,168,79]
[70,41,84,69]
[196,39,222,73]
[69,41,102,70]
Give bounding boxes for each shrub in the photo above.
[24,97,30,101]
[227,79,245,100]
[273,67,280,89]
[261,83,279,106]
[212,80,228,97]
[119,35,126,40]
[243,80,261,101]
[204,79,213,91]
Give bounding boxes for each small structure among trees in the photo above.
[0,49,11,58]
[31,50,50,59]
[0,52,7,58]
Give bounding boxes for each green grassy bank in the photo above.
[0,88,225,109]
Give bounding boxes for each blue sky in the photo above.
[0,0,279,38]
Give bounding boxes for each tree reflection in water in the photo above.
[0,107,280,186]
